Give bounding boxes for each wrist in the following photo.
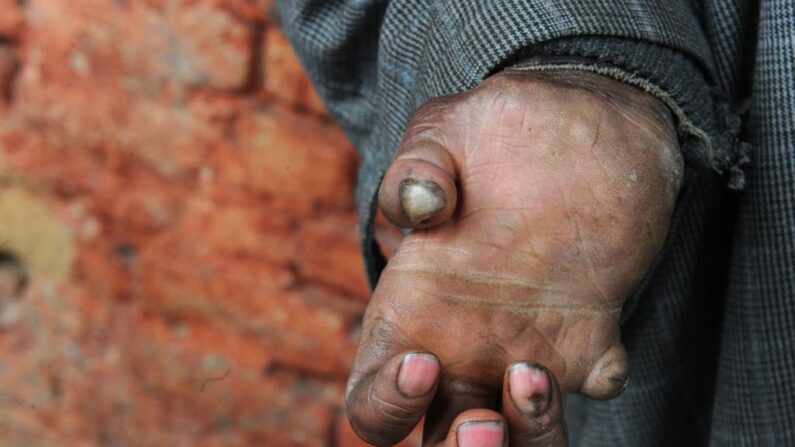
[502,64,677,148]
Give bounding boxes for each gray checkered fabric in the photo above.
[279,1,795,445]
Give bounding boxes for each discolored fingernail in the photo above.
[509,362,551,416]
[397,353,440,397]
[457,420,505,447]
[399,179,446,224]
[610,374,630,395]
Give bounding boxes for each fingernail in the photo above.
[610,374,630,395]
[397,353,439,397]
[399,179,446,224]
[509,362,550,416]
[457,421,505,447]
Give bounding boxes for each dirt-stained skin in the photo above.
[350,70,683,446]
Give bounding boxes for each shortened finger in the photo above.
[581,343,630,400]
[378,139,458,229]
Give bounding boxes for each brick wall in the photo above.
[0,1,413,445]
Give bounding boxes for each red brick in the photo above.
[264,27,328,115]
[232,104,357,213]
[0,45,16,113]
[100,0,255,91]
[10,2,249,177]
[167,1,255,90]
[298,214,371,300]
[136,238,359,378]
[204,0,269,24]
[0,0,23,39]
[198,202,298,266]
[122,319,339,447]
[0,1,372,445]
[0,282,340,446]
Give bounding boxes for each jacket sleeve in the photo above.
[277,0,388,150]
[279,1,746,287]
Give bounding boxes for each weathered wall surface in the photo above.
[0,1,411,445]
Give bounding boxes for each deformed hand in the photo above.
[346,70,683,446]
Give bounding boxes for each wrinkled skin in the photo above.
[346,70,683,446]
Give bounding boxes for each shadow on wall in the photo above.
[0,0,409,446]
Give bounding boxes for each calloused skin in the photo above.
[346,70,683,446]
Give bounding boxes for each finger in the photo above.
[378,138,458,229]
[434,409,507,447]
[581,343,630,400]
[502,362,568,446]
[346,352,441,446]
[423,379,498,446]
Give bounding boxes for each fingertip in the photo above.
[582,344,630,400]
[501,362,567,446]
[346,351,440,446]
[456,420,507,447]
[440,410,506,447]
[508,362,551,416]
[378,142,458,229]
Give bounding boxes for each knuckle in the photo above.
[369,390,417,423]
[345,382,419,446]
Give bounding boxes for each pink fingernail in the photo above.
[457,421,505,447]
[509,362,550,415]
[397,353,439,397]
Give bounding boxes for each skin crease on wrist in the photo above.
[346,69,683,446]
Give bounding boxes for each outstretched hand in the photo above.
[347,70,683,446]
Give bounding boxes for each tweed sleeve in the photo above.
[277,0,387,150]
